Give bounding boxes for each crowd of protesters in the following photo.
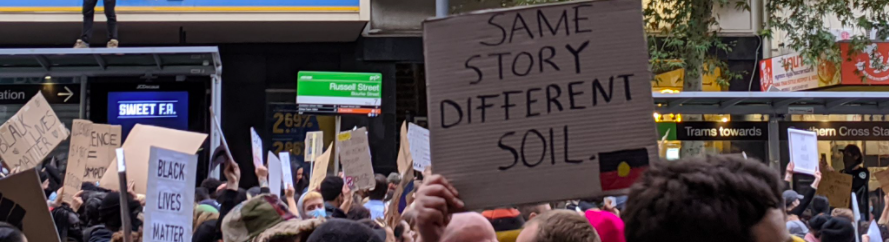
[3,144,888,242]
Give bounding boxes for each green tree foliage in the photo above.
[764,0,889,79]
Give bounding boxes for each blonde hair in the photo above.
[302,191,323,203]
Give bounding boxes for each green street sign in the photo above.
[296,71,382,107]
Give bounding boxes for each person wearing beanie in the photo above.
[320,176,350,218]
[306,218,384,242]
[806,215,831,242]
[812,196,831,216]
[585,209,624,242]
[220,194,298,242]
[820,217,855,242]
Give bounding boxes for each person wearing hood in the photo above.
[840,145,869,221]
[84,191,142,242]
[298,191,326,219]
[820,217,855,242]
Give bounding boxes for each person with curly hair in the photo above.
[623,155,789,242]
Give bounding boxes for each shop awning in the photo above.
[653,91,889,115]
[0,46,221,77]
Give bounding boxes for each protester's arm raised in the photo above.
[414,175,464,242]
[285,184,299,216]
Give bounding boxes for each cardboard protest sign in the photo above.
[788,129,818,175]
[875,169,889,193]
[0,168,62,242]
[82,123,121,183]
[396,122,413,174]
[423,0,657,209]
[100,124,207,194]
[210,108,234,170]
[309,144,333,191]
[338,128,376,190]
[251,127,264,167]
[407,123,431,172]
[817,171,853,208]
[0,93,70,173]
[62,120,92,206]
[143,146,197,242]
[385,159,415,228]
[304,131,323,162]
[279,152,294,187]
[268,151,282,197]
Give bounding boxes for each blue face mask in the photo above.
[309,208,326,218]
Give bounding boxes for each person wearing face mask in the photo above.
[298,191,327,219]
[840,145,869,221]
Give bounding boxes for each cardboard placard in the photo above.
[338,128,376,190]
[396,122,413,174]
[817,171,853,208]
[0,168,62,242]
[385,142,416,228]
[0,93,70,173]
[788,129,818,175]
[62,120,92,206]
[304,131,324,163]
[99,124,207,194]
[268,151,282,197]
[209,108,235,171]
[143,147,197,242]
[83,123,121,183]
[309,144,333,191]
[874,169,889,192]
[280,152,294,188]
[251,127,264,166]
[423,0,657,209]
[407,123,431,172]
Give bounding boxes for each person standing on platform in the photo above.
[75,0,118,48]
[840,145,869,221]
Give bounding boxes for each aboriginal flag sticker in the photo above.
[599,148,649,191]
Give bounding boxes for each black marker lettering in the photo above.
[619,74,634,101]
[512,52,534,77]
[565,41,589,74]
[476,94,499,123]
[521,129,546,168]
[509,12,534,43]
[537,9,570,37]
[440,100,462,129]
[538,46,559,73]
[526,88,541,117]
[564,126,582,164]
[546,84,563,113]
[481,13,507,46]
[498,132,518,171]
[567,81,586,110]
[573,4,592,33]
[465,55,483,84]
[489,52,512,80]
[592,77,614,106]
[501,91,522,120]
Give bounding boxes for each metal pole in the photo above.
[436,0,448,17]
[767,115,781,171]
[115,148,132,242]
[334,115,341,175]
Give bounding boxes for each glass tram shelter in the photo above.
[0,47,223,181]
[654,91,889,218]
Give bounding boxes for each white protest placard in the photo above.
[338,127,375,190]
[788,129,818,175]
[0,168,62,242]
[869,220,883,242]
[423,0,657,209]
[143,146,197,242]
[279,152,294,187]
[267,151,282,197]
[407,123,431,172]
[251,127,264,166]
[0,93,70,173]
[304,131,324,162]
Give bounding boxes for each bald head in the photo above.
[441,212,497,242]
